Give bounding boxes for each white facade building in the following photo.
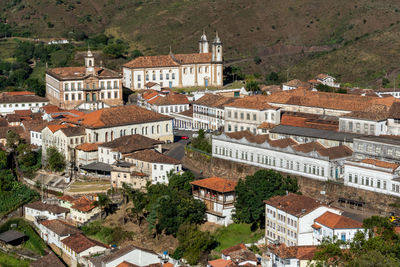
[265,193,342,247]
[122,32,223,90]
[315,74,340,88]
[213,132,352,182]
[24,201,69,222]
[344,158,400,197]
[0,91,48,115]
[36,219,80,250]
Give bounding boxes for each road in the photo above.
[166,130,203,178]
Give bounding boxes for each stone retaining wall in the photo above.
[184,150,400,216]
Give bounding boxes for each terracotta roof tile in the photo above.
[257,122,277,129]
[5,91,34,96]
[59,126,85,137]
[190,177,237,193]
[142,90,159,100]
[25,201,69,214]
[66,105,172,129]
[47,124,68,133]
[225,131,270,144]
[268,243,318,260]
[30,252,64,267]
[194,94,235,108]
[47,67,120,80]
[344,104,389,121]
[71,196,96,212]
[61,233,108,253]
[58,195,75,202]
[388,102,400,119]
[360,158,400,171]
[123,53,212,69]
[317,145,352,160]
[208,259,232,267]
[315,211,362,229]
[101,134,163,154]
[178,107,193,117]
[269,137,298,148]
[40,219,80,236]
[292,141,326,153]
[221,243,247,255]
[312,223,321,229]
[225,95,279,110]
[124,149,181,165]
[151,94,189,106]
[76,142,101,152]
[14,109,32,116]
[0,92,48,104]
[316,73,332,80]
[41,105,62,114]
[264,193,326,217]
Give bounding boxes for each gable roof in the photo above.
[225,130,270,144]
[124,149,180,165]
[194,94,235,108]
[151,94,189,106]
[221,243,247,255]
[292,141,326,153]
[343,104,390,121]
[123,53,212,68]
[30,252,65,267]
[40,219,80,236]
[100,134,163,154]
[264,193,326,217]
[66,105,172,129]
[61,233,108,253]
[0,92,48,104]
[190,177,237,193]
[25,201,69,214]
[317,145,352,160]
[71,196,96,212]
[225,95,279,110]
[76,142,101,152]
[315,211,362,229]
[46,66,120,80]
[59,126,86,137]
[268,243,318,260]
[360,158,400,171]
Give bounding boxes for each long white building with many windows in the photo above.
[122,32,223,90]
[212,131,352,182]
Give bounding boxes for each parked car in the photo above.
[181,136,189,140]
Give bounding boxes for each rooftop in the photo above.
[343,104,390,121]
[40,219,80,236]
[264,193,327,217]
[359,158,400,171]
[151,93,189,106]
[225,95,279,110]
[315,211,363,229]
[46,66,120,80]
[194,93,235,109]
[0,91,48,104]
[268,243,318,260]
[66,105,172,129]
[177,107,193,118]
[25,201,69,214]
[30,252,65,267]
[124,149,181,165]
[100,134,163,154]
[76,142,101,152]
[71,196,96,212]
[123,53,212,68]
[190,177,237,193]
[225,130,270,144]
[61,233,108,253]
[60,126,86,137]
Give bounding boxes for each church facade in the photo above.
[45,49,123,110]
[122,32,223,90]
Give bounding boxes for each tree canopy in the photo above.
[233,169,299,225]
[46,147,66,172]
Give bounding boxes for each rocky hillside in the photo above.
[2,0,400,86]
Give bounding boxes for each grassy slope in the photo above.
[213,223,263,252]
[2,0,400,85]
[0,252,30,267]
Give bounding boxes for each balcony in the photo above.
[192,191,234,205]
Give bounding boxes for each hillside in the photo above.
[1,0,400,86]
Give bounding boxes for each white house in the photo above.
[122,32,223,90]
[193,93,234,131]
[190,177,237,226]
[58,195,101,225]
[124,149,182,184]
[111,161,150,190]
[312,211,363,245]
[344,158,400,197]
[315,74,340,88]
[147,93,190,116]
[0,91,48,115]
[36,219,80,250]
[213,131,353,182]
[61,233,109,267]
[24,201,69,222]
[282,79,310,91]
[266,243,317,267]
[172,107,194,131]
[264,193,342,246]
[87,245,169,267]
[224,95,281,134]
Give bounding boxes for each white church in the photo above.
[122,31,223,90]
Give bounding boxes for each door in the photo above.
[205,78,209,87]
[169,81,172,88]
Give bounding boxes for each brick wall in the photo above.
[185,150,400,216]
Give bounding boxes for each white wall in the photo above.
[30,130,42,147]
[25,207,67,222]
[0,101,48,115]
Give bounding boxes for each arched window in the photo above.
[111,131,114,141]
[142,127,145,135]
[134,128,137,134]
[131,129,134,135]
[157,125,160,134]
[89,60,92,67]
[124,130,126,136]
[145,127,148,135]
[105,132,108,142]
[120,130,123,136]
[166,124,169,132]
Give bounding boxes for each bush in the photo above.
[46,147,66,172]
[191,129,212,153]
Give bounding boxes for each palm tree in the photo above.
[94,193,111,220]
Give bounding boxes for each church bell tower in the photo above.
[85,48,95,75]
[199,30,209,53]
[212,31,222,62]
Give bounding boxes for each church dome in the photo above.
[213,31,221,44]
[199,31,207,42]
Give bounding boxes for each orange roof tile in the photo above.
[268,243,318,260]
[269,137,298,148]
[221,243,247,255]
[315,211,362,229]
[190,177,237,193]
[208,259,232,267]
[312,223,321,229]
[257,122,277,129]
[5,91,35,96]
[151,93,189,106]
[76,142,101,152]
[47,67,120,80]
[225,95,279,110]
[61,233,108,253]
[71,196,96,212]
[360,158,400,171]
[41,105,62,114]
[123,53,212,68]
[47,124,68,133]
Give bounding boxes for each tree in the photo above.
[253,55,262,65]
[175,223,216,265]
[233,169,298,225]
[130,189,147,225]
[46,147,66,172]
[6,130,21,150]
[25,78,45,97]
[94,193,111,219]
[103,43,127,58]
[246,80,260,92]
[0,170,15,192]
[0,150,7,169]
[191,129,212,153]
[130,49,143,59]
[168,171,195,195]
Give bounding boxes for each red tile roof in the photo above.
[225,95,279,110]
[58,195,75,202]
[47,67,120,80]
[101,134,163,154]
[315,211,362,229]
[190,177,237,193]
[123,53,212,68]
[194,94,235,109]
[221,243,247,255]
[41,105,62,114]
[312,223,321,229]
[61,233,108,253]
[71,196,96,212]
[66,105,172,129]
[47,124,67,133]
[264,193,326,217]
[257,122,277,129]
[225,131,270,144]
[5,91,35,96]
[14,109,32,116]
[0,92,48,104]
[269,137,298,148]
[76,142,101,152]
[151,94,189,106]
[268,243,318,260]
[124,149,181,165]
[208,259,232,267]
[360,158,400,171]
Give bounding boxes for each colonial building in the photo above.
[110,161,149,190]
[0,91,48,115]
[172,107,194,130]
[344,158,400,197]
[146,93,190,115]
[124,149,182,184]
[37,219,80,250]
[24,201,69,222]
[266,244,317,267]
[264,193,342,246]
[58,195,101,225]
[193,93,234,131]
[122,32,223,90]
[352,136,400,163]
[191,177,237,226]
[65,105,174,144]
[46,49,123,110]
[213,131,352,182]
[315,73,340,88]
[224,96,281,134]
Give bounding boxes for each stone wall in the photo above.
[184,150,400,216]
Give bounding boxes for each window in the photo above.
[172,73,175,79]
[253,114,257,121]
[78,83,82,90]
[246,113,250,120]
[354,175,358,184]
[146,74,149,81]
[348,174,352,183]
[114,92,118,98]
[234,112,238,119]
[349,121,353,131]
[152,74,156,80]
[160,73,163,80]
[241,113,244,119]
[71,83,75,90]
[341,233,346,241]
[114,81,118,88]
[71,94,75,100]
[107,81,111,89]
[137,75,141,81]
[138,83,141,88]
[228,111,231,118]
[65,94,69,101]
[64,83,69,90]
[100,81,105,89]
[154,165,157,170]
[108,92,111,98]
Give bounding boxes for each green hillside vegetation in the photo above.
[1,0,400,86]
